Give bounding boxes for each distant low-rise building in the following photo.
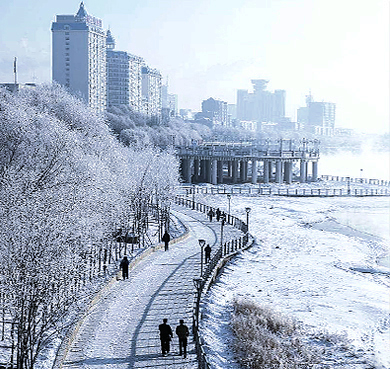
[0,83,36,92]
[297,93,336,135]
[198,97,228,127]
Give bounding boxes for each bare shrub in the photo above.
[232,298,322,368]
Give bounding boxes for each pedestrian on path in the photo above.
[162,230,171,251]
[216,208,221,221]
[159,318,173,356]
[207,208,215,222]
[119,255,129,280]
[204,244,211,263]
[175,319,189,358]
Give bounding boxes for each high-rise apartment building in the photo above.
[51,2,106,112]
[141,66,162,119]
[236,79,286,124]
[106,30,144,111]
[106,30,129,108]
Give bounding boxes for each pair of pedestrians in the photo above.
[158,318,189,358]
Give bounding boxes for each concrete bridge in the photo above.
[176,139,320,184]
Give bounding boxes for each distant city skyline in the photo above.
[0,0,388,133]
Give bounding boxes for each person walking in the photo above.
[207,208,215,222]
[162,230,171,251]
[159,318,173,356]
[175,319,189,358]
[216,208,221,221]
[119,255,129,280]
[204,244,211,263]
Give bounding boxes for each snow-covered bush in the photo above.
[232,298,322,368]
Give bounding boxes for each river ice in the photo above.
[199,194,390,368]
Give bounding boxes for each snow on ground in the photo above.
[198,191,390,368]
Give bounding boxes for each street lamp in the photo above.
[245,207,251,233]
[198,239,206,277]
[227,193,231,216]
[360,169,363,183]
[346,176,351,195]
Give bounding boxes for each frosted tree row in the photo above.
[0,84,179,369]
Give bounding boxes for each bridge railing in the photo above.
[182,185,390,197]
[174,195,253,368]
[320,175,390,186]
[174,195,248,233]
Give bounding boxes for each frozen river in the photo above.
[199,194,390,369]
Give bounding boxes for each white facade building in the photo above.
[128,54,144,112]
[106,30,145,113]
[141,66,162,119]
[51,2,106,112]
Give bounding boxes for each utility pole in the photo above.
[13,57,17,86]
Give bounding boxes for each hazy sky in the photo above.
[0,0,388,133]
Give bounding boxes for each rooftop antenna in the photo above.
[13,57,18,85]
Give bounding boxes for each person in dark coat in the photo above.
[159,318,173,356]
[207,209,215,222]
[162,231,171,251]
[119,255,129,280]
[215,208,221,221]
[204,244,211,263]
[175,319,189,358]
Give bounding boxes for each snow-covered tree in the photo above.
[0,84,179,368]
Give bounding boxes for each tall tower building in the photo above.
[141,66,162,119]
[236,80,286,124]
[106,30,129,108]
[106,29,144,111]
[51,2,106,112]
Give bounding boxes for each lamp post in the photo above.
[360,169,363,183]
[245,207,251,233]
[227,193,231,216]
[198,239,206,277]
[346,176,351,195]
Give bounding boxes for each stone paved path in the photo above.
[60,205,243,369]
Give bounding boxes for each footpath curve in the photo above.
[59,205,243,369]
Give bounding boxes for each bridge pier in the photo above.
[284,161,293,184]
[181,158,192,183]
[193,159,199,182]
[200,160,207,182]
[275,160,282,184]
[251,160,258,184]
[217,160,223,184]
[240,160,247,182]
[263,160,270,183]
[312,161,318,181]
[232,160,238,183]
[211,159,218,185]
[300,160,307,183]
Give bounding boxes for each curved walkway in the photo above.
[59,205,243,369]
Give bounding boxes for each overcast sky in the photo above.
[0,0,388,133]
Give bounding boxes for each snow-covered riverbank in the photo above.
[199,194,389,368]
